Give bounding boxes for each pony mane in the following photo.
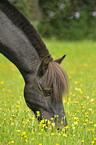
[39,61,68,101]
[0,0,49,59]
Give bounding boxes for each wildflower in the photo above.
[62,128,65,132]
[89,108,92,111]
[25,139,28,142]
[31,131,34,134]
[63,134,67,137]
[11,140,14,143]
[92,141,95,144]
[51,133,55,136]
[52,122,55,127]
[56,133,60,136]
[85,119,88,122]
[89,121,92,124]
[94,138,96,141]
[92,129,95,132]
[83,123,86,126]
[94,124,96,127]
[39,144,42,145]
[31,138,35,141]
[74,122,78,125]
[21,132,26,136]
[23,125,25,128]
[17,130,21,133]
[11,123,14,126]
[81,140,84,142]
[66,126,68,129]
[1,81,4,84]
[51,118,54,120]
[24,135,27,138]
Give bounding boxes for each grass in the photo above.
[0,40,96,145]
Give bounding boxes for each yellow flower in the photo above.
[11,140,14,143]
[56,133,60,136]
[85,119,88,122]
[51,118,54,120]
[31,131,34,134]
[94,138,96,141]
[31,138,35,141]
[17,130,21,133]
[21,132,26,136]
[83,123,86,126]
[52,122,55,127]
[66,126,68,129]
[24,135,27,138]
[92,129,95,132]
[23,125,25,128]
[11,123,14,126]
[25,139,28,142]
[39,144,42,145]
[51,133,55,136]
[89,108,92,111]
[74,117,78,120]
[63,134,67,137]
[92,141,95,144]
[94,124,96,127]
[81,140,84,142]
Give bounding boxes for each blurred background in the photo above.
[9,0,96,40]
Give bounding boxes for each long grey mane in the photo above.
[0,0,49,59]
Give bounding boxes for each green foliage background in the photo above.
[9,0,96,40]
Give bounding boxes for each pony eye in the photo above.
[44,89,51,96]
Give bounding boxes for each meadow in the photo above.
[0,40,96,145]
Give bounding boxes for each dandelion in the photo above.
[23,125,25,128]
[89,108,92,111]
[17,130,21,133]
[24,135,27,138]
[85,119,88,122]
[31,131,34,134]
[31,138,35,141]
[81,140,84,142]
[51,133,55,136]
[11,140,14,143]
[94,124,96,127]
[92,141,95,145]
[11,123,14,126]
[21,131,26,136]
[83,123,86,126]
[51,118,54,120]
[66,126,68,129]
[63,134,67,137]
[92,129,95,132]
[25,139,28,142]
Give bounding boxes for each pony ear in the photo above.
[54,55,66,64]
[37,55,53,77]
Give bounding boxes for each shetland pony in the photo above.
[0,0,68,127]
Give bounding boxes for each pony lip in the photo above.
[0,0,68,127]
